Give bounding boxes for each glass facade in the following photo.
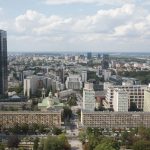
[0,30,8,97]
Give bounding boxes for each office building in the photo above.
[83,83,95,111]
[102,54,109,69]
[0,30,8,97]
[106,85,146,109]
[87,52,92,59]
[113,89,128,112]
[65,75,82,90]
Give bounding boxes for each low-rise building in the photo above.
[0,111,61,128]
[81,110,150,129]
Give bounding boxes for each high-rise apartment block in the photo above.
[83,83,95,111]
[0,30,8,97]
[113,89,128,112]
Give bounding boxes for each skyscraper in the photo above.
[87,52,92,59]
[0,30,8,97]
[102,54,109,69]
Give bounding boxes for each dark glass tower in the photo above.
[0,30,8,97]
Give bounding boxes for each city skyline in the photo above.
[0,0,150,52]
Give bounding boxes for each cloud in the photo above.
[44,0,134,5]
[9,3,150,51]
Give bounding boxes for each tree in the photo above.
[133,140,150,150]
[76,109,81,120]
[43,135,71,150]
[62,106,72,122]
[21,123,29,134]
[129,102,138,111]
[7,135,20,148]
[52,127,62,135]
[94,143,115,150]
[79,131,87,144]
[33,137,39,150]
[0,144,4,150]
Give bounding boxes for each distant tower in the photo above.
[102,54,109,69]
[41,88,46,98]
[0,30,8,98]
[87,52,92,60]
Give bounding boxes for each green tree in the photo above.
[7,135,20,148]
[129,102,138,111]
[0,144,5,150]
[62,106,72,121]
[94,143,115,150]
[79,131,87,144]
[52,127,62,135]
[133,140,150,150]
[33,137,39,150]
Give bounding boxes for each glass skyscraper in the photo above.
[0,30,8,97]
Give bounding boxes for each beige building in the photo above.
[0,111,61,128]
[81,110,150,129]
[113,89,128,112]
[144,87,150,112]
[105,85,147,109]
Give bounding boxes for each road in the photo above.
[68,139,82,150]
[67,93,83,150]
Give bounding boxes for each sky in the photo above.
[0,0,150,52]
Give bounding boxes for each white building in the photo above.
[83,83,95,111]
[103,82,113,90]
[81,71,87,83]
[144,84,150,112]
[106,85,147,110]
[102,70,111,81]
[113,89,128,112]
[65,75,82,90]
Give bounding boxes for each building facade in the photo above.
[65,75,82,90]
[144,86,150,112]
[113,89,128,112]
[0,111,61,128]
[0,30,8,97]
[81,110,150,129]
[105,85,147,110]
[83,83,95,111]
[81,71,87,83]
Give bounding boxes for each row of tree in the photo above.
[0,123,63,135]
[79,126,150,150]
[37,134,71,150]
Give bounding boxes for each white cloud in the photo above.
[44,0,134,5]
[14,4,150,40]
[9,3,150,51]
